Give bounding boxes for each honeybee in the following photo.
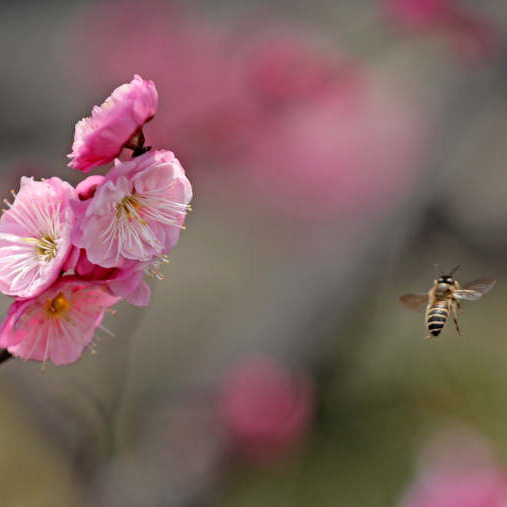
[399,266,496,339]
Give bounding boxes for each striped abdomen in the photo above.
[426,301,449,337]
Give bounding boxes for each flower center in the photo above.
[44,292,71,319]
[117,194,146,224]
[37,234,58,260]
[23,234,59,262]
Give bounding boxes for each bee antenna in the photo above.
[449,264,460,276]
[433,263,439,275]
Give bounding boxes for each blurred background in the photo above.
[1,0,507,505]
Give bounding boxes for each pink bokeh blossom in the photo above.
[384,0,499,63]
[71,150,192,268]
[0,177,76,299]
[220,356,314,463]
[399,430,507,507]
[68,75,158,172]
[243,78,423,220]
[0,277,120,366]
[385,0,454,28]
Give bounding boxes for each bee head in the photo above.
[437,275,455,285]
[437,265,460,285]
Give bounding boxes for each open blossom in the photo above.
[67,175,151,306]
[0,177,75,299]
[72,150,192,268]
[68,74,158,172]
[0,277,120,366]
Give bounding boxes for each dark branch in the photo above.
[0,349,12,365]
[131,145,152,158]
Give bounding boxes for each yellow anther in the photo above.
[44,292,71,319]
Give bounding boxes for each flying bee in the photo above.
[399,265,496,339]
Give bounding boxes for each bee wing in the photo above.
[463,278,496,294]
[454,290,484,301]
[399,293,429,311]
[454,279,496,301]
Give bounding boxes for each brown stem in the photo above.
[124,128,152,158]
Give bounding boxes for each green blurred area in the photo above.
[0,390,82,507]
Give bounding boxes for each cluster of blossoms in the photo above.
[0,75,192,366]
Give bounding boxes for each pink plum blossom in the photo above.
[399,430,507,507]
[220,356,314,463]
[0,277,120,366]
[69,175,151,306]
[71,150,192,268]
[68,74,158,172]
[76,174,105,201]
[0,177,76,299]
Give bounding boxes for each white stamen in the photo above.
[146,254,170,280]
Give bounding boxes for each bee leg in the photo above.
[451,303,462,336]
